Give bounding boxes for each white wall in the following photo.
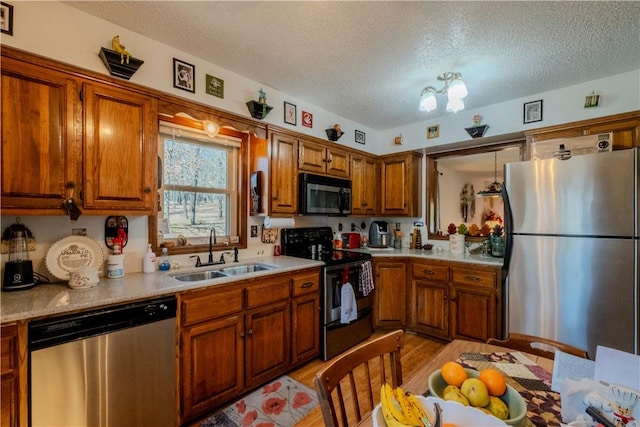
[2,1,638,277]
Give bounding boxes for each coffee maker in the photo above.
[3,230,35,291]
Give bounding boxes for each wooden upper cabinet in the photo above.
[270,133,298,215]
[380,152,422,217]
[1,57,79,214]
[351,155,379,215]
[82,82,157,212]
[299,139,350,178]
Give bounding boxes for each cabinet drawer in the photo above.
[292,271,320,297]
[246,278,290,309]
[451,268,496,289]
[181,288,244,326]
[412,263,449,283]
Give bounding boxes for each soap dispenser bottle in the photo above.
[143,244,156,273]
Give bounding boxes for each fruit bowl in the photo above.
[373,395,507,426]
[428,368,527,427]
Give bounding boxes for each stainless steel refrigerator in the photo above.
[503,147,638,357]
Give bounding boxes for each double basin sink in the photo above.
[169,263,277,282]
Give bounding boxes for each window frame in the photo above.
[148,115,248,255]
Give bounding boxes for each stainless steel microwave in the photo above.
[298,173,351,215]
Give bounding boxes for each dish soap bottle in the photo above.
[158,247,171,271]
[143,244,156,273]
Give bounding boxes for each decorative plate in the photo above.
[45,236,104,280]
[373,395,507,427]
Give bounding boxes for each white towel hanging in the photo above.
[340,282,357,324]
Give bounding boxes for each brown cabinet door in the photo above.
[291,292,320,365]
[298,139,326,174]
[82,82,156,212]
[1,58,79,213]
[351,155,378,215]
[410,279,449,339]
[326,147,350,178]
[180,315,244,422]
[381,157,407,215]
[450,286,497,342]
[373,259,407,328]
[245,300,291,388]
[270,133,298,214]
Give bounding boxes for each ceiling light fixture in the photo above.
[477,152,503,198]
[419,72,468,113]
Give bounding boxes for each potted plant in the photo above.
[491,224,505,257]
[465,114,489,139]
[448,223,467,254]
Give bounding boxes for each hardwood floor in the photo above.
[291,331,446,427]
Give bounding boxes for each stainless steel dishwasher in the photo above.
[28,296,177,427]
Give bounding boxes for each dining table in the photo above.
[356,339,560,427]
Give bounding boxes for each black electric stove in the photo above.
[280,226,371,266]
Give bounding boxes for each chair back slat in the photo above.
[314,330,405,427]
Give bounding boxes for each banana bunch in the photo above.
[379,383,432,427]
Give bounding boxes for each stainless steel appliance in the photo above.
[369,221,391,247]
[298,173,352,215]
[29,296,177,427]
[281,227,373,360]
[503,147,639,357]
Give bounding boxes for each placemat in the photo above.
[458,352,562,427]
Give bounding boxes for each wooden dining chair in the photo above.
[487,333,589,360]
[314,329,404,427]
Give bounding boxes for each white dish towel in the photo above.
[340,282,357,324]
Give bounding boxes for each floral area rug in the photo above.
[200,375,318,427]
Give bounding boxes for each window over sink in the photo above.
[150,116,248,254]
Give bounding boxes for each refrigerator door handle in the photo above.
[502,184,514,275]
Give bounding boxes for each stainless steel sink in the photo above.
[219,263,276,276]
[170,270,230,282]
[169,263,277,282]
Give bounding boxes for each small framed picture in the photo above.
[427,125,440,139]
[301,111,313,128]
[205,74,224,98]
[284,101,296,125]
[523,100,543,124]
[173,58,195,93]
[355,130,365,145]
[1,2,14,36]
[584,92,600,108]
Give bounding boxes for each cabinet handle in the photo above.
[463,275,481,281]
[322,159,328,163]
[144,187,152,193]
[423,270,436,275]
[301,282,314,288]
[272,190,279,201]
[240,331,245,338]
[327,158,332,163]
[248,328,253,336]
[66,181,76,189]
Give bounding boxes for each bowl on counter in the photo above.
[428,368,527,427]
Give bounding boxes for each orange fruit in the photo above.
[479,368,507,396]
[441,361,467,387]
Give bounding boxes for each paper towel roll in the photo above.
[263,216,295,228]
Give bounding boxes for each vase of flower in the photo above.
[448,223,467,254]
[491,224,505,257]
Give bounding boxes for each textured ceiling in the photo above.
[64,1,640,131]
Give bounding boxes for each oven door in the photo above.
[324,262,371,324]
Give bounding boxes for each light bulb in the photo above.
[446,98,464,113]
[203,121,220,138]
[448,77,468,100]
[419,89,437,112]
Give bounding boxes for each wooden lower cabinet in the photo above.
[178,268,321,425]
[375,258,502,343]
[1,322,27,427]
[373,259,408,328]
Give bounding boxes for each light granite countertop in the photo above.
[0,256,324,323]
[354,247,504,267]
[1,249,502,324]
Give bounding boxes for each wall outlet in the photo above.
[72,228,87,236]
